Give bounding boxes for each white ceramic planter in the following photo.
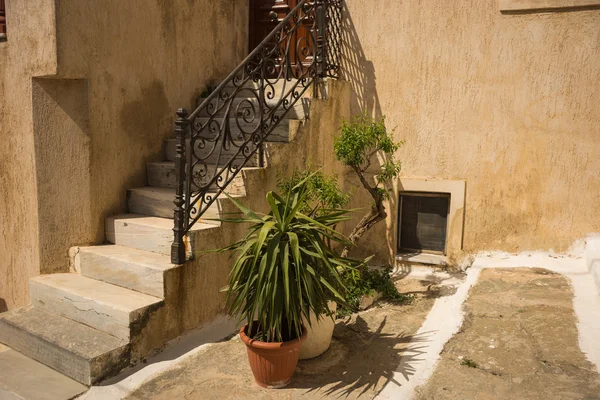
[299,302,337,360]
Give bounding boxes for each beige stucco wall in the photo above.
[0,0,248,310]
[341,0,600,264]
[0,0,57,312]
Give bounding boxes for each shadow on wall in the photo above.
[32,78,94,274]
[340,3,382,118]
[337,4,403,264]
[0,298,7,313]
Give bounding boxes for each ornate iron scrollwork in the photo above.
[171,0,343,264]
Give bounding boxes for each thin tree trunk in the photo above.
[341,166,387,258]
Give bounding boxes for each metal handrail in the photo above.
[188,0,309,122]
[171,0,342,264]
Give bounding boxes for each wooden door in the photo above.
[249,0,315,77]
[0,0,6,38]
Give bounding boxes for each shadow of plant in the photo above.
[391,272,462,300]
[290,315,431,398]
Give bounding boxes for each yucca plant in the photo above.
[217,175,359,343]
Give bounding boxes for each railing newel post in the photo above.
[172,108,190,265]
[316,0,325,78]
[312,0,326,98]
[258,48,266,168]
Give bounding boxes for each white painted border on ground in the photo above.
[377,249,600,400]
[78,315,238,400]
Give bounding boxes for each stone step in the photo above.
[222,77,308,94]
[0,345,87,400]
[127,186,222,222]
[195,95,309,120]
[194,117,299,143]
[72,245,177,298]
[105,214,218,258]
[29,274,163,341]
[147,161,248,196]
[163,137,261,167]
[0,306,130,385]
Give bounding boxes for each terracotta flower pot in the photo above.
[239,324,307,389]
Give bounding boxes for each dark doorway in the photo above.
[249,0,296,51]
[398,192,450,254]
[0,0,6,40]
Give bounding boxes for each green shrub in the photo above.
[277,168,349,216]
[461,358,478,368]
[336,266,413,318]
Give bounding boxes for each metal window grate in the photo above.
[398,192,450,254]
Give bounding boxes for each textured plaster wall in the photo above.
[32,79,91,275]
[0,0,248,310]
[0,0,57,311]
[342,0,600,264]
[48,0,248,273]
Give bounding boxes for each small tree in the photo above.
[334,114,403,258]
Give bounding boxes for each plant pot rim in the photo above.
[239,323,307,350]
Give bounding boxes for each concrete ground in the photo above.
[415,268,600,400]
[124,274,453,400]
[78,252,600,400]
[0,343,87,400]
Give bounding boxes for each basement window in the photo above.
[398,192,450,255]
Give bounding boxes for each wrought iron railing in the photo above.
[171,0,343,264]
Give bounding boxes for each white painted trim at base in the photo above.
[396,252,447,266]
[377,250,600,399]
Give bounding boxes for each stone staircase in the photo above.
[0,85,310,387]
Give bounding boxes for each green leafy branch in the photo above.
[334,113,403,257]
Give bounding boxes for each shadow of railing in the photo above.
[338,3,408,264]
[340,2,382,118]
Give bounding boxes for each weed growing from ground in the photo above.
[461,358,478,368]
[337,266,413,318]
